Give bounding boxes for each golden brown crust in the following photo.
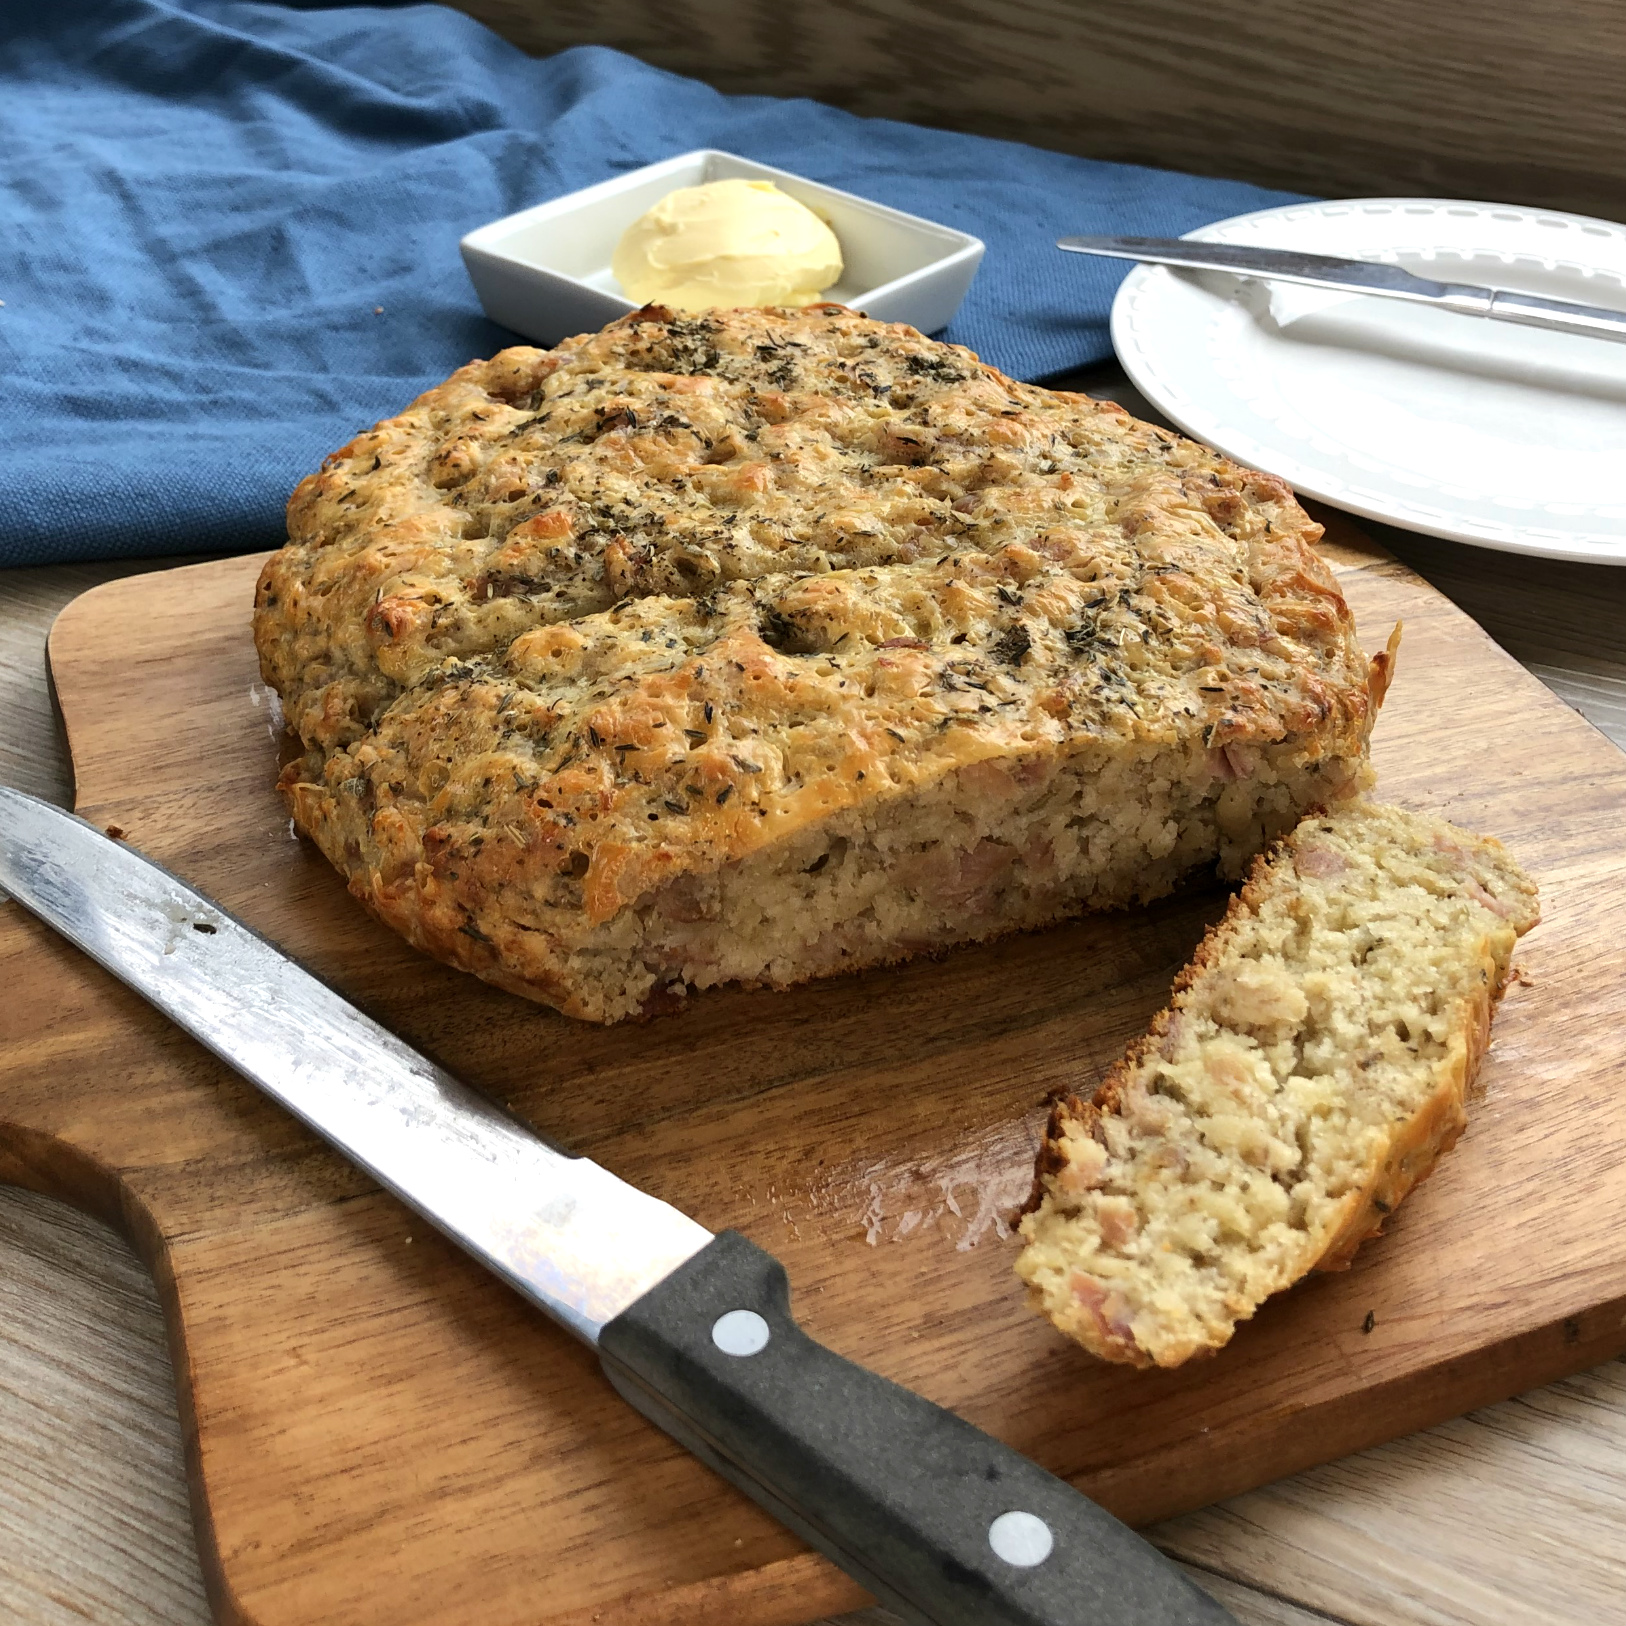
[255,306,1381,1020]
[1366,621,1403,714]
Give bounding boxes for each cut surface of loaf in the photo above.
[1017,800,1539,1368]
[255,305,1389,1021]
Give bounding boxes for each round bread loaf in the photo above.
[255,305,1389,1021]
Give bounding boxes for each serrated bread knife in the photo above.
[0,787,1235,1626]
[1058,235,1626,344]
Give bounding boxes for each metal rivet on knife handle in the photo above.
[712,1309,771,1356]
[989,1510,1055,1568]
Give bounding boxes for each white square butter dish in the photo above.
[461,149,984,345]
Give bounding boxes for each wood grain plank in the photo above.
[446,0,1626,218]
[1173,1569,1353,1626]
[1151,1363,1626,1623]
[1362,521,1626,731]
[0,559,208,810]
[0,1187,210,1626]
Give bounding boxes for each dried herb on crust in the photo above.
[255,306,1390,1022]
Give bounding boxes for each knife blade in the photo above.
[0,787,1236,1626]
[1057,234,1626,345]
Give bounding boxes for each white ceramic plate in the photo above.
[1110,198,1626,562]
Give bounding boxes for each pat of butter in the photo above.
[612,179,843,312]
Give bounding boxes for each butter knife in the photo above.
[0,787,1235,1626]
[1058,234,1626,345]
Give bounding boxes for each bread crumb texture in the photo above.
[1017,800,1539,1367]
[255,306,1387,1021]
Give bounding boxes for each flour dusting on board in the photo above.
[852,1125,1041,1251]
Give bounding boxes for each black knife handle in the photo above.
[598,1231,1235,1626]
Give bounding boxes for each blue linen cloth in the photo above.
[0,1,1305,567]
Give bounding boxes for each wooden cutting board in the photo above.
[3,521,1625,1626]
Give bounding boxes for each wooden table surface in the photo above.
[4,371,1626,1626]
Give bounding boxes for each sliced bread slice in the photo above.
[1016,800,1539,1367]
